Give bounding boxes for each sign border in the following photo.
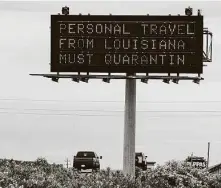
[51,15,203,74]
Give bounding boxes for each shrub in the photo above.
[0,158,220,188]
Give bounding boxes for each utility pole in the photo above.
[207,142,210,169]
[191,152,193,167]
[123,74,136,177]
[65,158,70,168]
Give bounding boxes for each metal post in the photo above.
[191,152,193,167]
[123,74,136,177]
[207,142,210,169]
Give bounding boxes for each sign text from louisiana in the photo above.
[51,15,203,73]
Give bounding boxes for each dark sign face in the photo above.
[51,15,203,73]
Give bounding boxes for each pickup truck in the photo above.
[73,151,102,171]
[135,152,147,170]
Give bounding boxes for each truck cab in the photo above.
[135,152,147,170]
[73,151,102,171]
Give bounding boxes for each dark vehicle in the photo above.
[73,151,102,171]
[135,152,147,170]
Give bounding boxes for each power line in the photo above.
[0,111,220,118]
[0,98,221,104]
[1,107,221,113]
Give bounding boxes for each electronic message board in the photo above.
[51,15,203,73]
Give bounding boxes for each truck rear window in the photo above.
[76,152,95,158]
[136,153,142,157]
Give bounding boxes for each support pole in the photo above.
[191,152,193,167]
[123,74,136,177]
[207,142,210,169]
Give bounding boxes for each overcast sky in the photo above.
[0,1,221,170]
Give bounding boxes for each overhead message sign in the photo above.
[51,15,203,73]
